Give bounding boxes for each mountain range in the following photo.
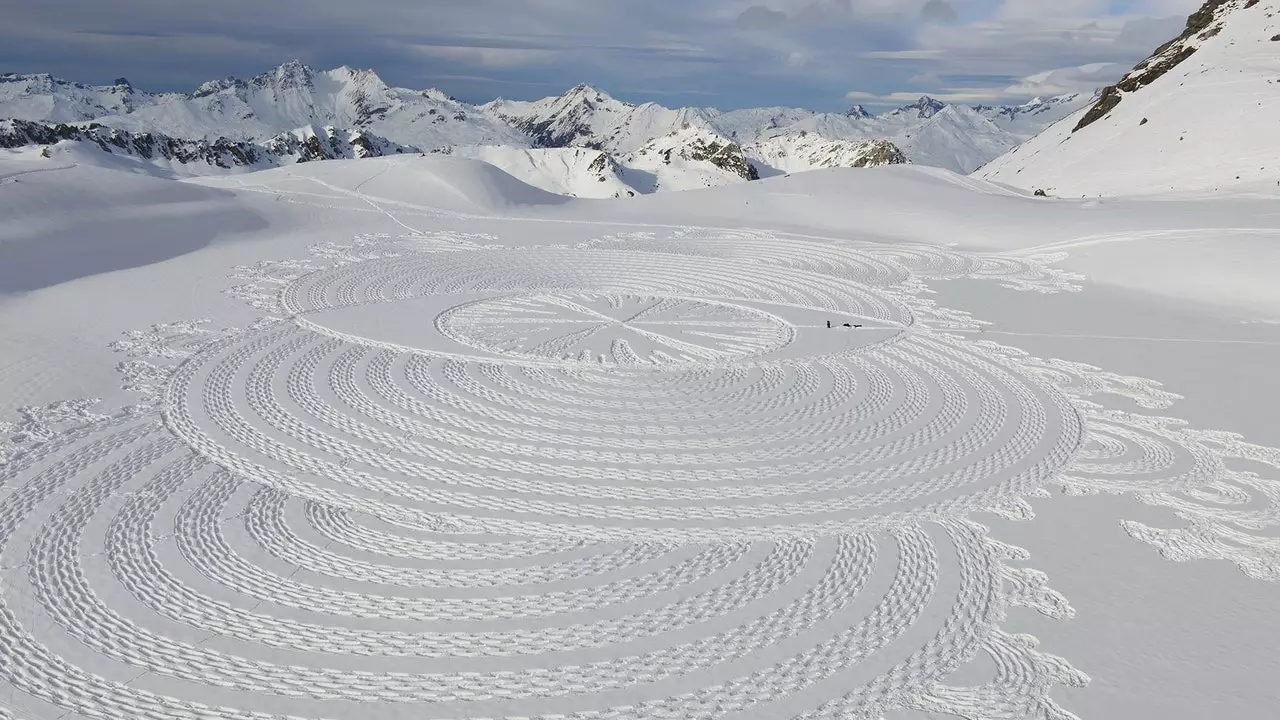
[0,62,1093,196]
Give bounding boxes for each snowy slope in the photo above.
[979,0,1280,196]
[435,145,637,198]
[0,149,262,292]
[0,74,140,123]
[898,106,1021,174]
[4,145,1280,720]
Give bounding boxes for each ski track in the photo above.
[2,198,1280,720]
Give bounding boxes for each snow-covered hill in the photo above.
[897,105,1022,176]
[434,145,637,198]
[746,133,906,176]
[979,0,1279,197]
[621,124,760,193]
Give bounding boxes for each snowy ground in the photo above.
[1,151,1278,719]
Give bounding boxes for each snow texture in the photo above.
[1,149,1279,720]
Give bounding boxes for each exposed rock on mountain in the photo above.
[1074,0,1242,131]
[891,96,948,120]
[486,86,719,155]
[747,133,906,175]
[0,118,409,173]
[623,124,760,192]
[487,84,629,148]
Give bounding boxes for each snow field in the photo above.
[3,205,1278,719]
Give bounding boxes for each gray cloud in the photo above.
[0,0,1199,112]
[920,0,957,24]
[736,6,789,30]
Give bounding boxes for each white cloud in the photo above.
[1002,62,1123,97]
[406,45,562,69]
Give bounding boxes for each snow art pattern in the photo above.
[1,229,1277,720]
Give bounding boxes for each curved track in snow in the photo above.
[1,230,1276,720]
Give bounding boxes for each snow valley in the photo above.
[1,62,1092,196]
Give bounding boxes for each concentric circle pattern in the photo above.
[438,292,796,365]
[1,229,1276,720]
[165,245,1083,540]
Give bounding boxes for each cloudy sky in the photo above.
[2,0,1203,110]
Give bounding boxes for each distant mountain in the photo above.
[485,87,1093,174]
[621,123,760,193]
[0,61,527,149]
[979,0,1277,197]
[704,94,1094,174]
[0,60,1096,193]
[889,96,948,120]
[0,118,411,175]
[973,92,1101,140]
[746,132,906,176]
[484,84,718,154]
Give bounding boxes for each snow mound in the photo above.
[194,155,573,214]
[0,150,263,292]
[979,0,1280,197]
[438,145,637,198]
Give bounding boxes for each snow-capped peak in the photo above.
[564,83,615,102]
[252,59,315,91]
[845,104,872,118]
[896,96,947,119]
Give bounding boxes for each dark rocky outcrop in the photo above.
[1075,0,1246,131]
[849,140,907,168]
[0,119,410,169]
[681,136,760,181]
